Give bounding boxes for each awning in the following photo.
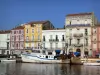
[74,52,80,56]
[55,50,61,53]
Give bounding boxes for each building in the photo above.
[24,20,54,50]
[91,25,100,57]
[65,12,98,57]
[42,29,65,50]
[0,30,10,55]
[10,26,24,55]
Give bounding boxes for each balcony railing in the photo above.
[73,33,83,37]
[49,39,59,42]
[66,24,90,27]
[25,40,41,42]
[73,44,83,47]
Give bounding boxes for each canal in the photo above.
[0,63,100,75]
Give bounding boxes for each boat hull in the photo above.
[21,54,70,64]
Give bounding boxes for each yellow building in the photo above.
[24,20,54,50]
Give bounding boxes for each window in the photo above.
[70,21,71,25]
[86,38,88,46]
[38,43,40,49]
[43,36,45,41]
[62,35,64,41]
[21,44,23,48]
[32,29,34,33]
[26,29,28,33]
[85,29,88,35]
[48,52,52,55]
[19,30,21,34]
[77,39,80,44]
[62,43,65,48]
[77,28,80,30]
[21,35,23,40]
[12,43,14,47]
[14,36,16,40]
[56,35,58,41]
[19,35,20,40]
[26,36,29,40]
[85,20,87,24]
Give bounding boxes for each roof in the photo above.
[66,12,93,16]
[26,20,49,25]
[12,26,24,30]
[0,30,11,34]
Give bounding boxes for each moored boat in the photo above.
[1,59,16,63]
[83,62,100,66]
[21,49,70,64]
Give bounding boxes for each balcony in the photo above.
[25,40,41,42]
[74,44,83,47]
[24,47,33,50]
[73,33,83,37]
[49,39,59,42]
[66,24,90,27]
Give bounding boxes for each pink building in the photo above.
[91,25,100,57]
[10,26,24,55]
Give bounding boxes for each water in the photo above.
[0,63,100,75]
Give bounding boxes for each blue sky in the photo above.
[0,0,100,30]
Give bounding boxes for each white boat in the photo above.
[83,59,100,66]
[83,62,100,66]
[1,59,16,63]
[21,49,70,63]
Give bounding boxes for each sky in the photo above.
[0,0,100,30]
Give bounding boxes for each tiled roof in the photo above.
[12,26,24,30]
[27,20,49,25]
[66,12,93,16]
[0,30,11,34]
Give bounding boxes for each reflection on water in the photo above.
[0,63,100,75]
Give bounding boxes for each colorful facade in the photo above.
[91,25,100,57]
[65,12,98,57]
[24,20,54,50]
[10,26,24,55]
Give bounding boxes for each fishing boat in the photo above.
[21,49,70,63]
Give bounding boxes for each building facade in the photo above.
[24,20,54,50]
[91,25,100,57]
[65,12,98,57]
[0,30,10,55]
[10,26,24,55]
[42,29,65,50]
